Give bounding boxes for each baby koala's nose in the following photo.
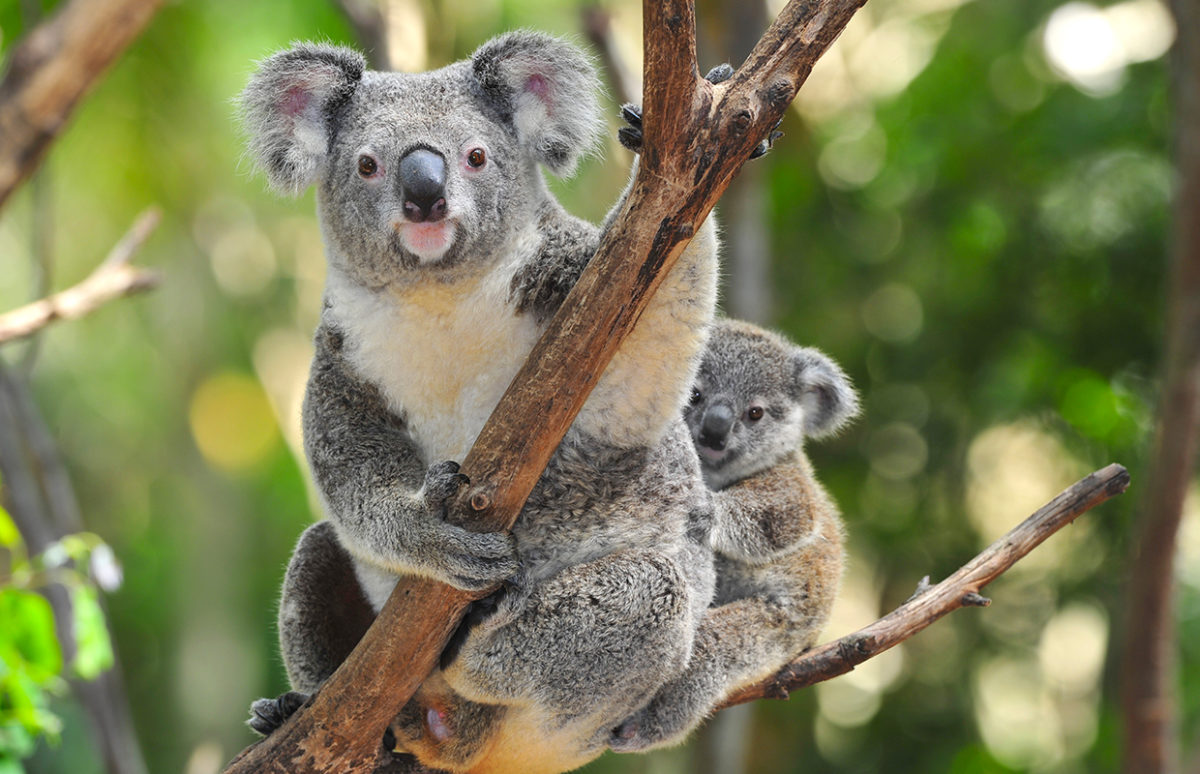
[699,404,735,450]
[399,147,447,223]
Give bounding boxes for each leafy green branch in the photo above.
[0,500,119,772]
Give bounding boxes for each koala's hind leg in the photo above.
[441,549,695,725]
[608,598,792,752]
[612,512,844,752]
[249,521,376,735]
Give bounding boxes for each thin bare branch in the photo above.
[0,208,161,345]
[719,464,1130,708]
[0,0,163,210]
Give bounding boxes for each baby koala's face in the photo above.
[684,347,805,490]
[684,320,860,490]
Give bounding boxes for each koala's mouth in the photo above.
[697,443,734,470]
[396,219,458,264]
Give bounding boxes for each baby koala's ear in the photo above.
[240,43,365,195]
[790,347,860,438]
[471,31,603,177]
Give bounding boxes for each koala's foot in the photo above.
[420,461,520,591]
[617,64,783,159]
[609,698,694,753]
[440,584,511,669]
[247,691,309,736]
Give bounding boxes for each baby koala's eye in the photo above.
[467,148,487,168]
[689,388,703,406]
[357,155,379,178]
[747,406,764,421]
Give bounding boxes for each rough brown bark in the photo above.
[718,464,1130,707]
[222,1,867,772]
[1120,1,1200,772]
[0,0,162,210]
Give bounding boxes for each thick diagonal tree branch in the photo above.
[718,464,1130,708]
[0,0,163,211]
[222,1,867,772]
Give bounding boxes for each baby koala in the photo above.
[611,318,859,751]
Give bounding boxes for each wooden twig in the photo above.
[0,0,163,210]
[223,2,867,771]
[0,208,161,346]
[718,464,1130,708]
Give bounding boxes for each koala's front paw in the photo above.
[617,63,783,159]
[248,691,309,736]
[418,462,520,592]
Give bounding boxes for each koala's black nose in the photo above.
[399,148,447,223]
[698,404,735,451]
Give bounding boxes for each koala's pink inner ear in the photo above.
[280,83,314,118]
[525,73,551,102]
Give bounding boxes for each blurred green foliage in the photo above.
[0,505,115,772]
[0,0,1193,773]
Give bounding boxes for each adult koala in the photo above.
[240,32,718,773]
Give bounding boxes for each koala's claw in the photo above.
[617,103,644,154]
[423,460,470,506]
[749,123,785,160]
[617,63,782,160]
[703,63,735,84]
[248,691,309,736]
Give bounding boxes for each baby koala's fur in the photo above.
[611,318,859,751]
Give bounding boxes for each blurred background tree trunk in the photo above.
[694,1,770,772]
[1120,0,1200,771]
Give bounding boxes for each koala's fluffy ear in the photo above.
[791,348,860,438]
[240,43,365,195]
[471,31,603,176]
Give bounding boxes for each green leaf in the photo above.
[0,508,19,551]
[0,591,61,679]
[0,717,36,761]
[70,587,113,681]
[0,755,27,774]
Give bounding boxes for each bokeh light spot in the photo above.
[189,372,280,471]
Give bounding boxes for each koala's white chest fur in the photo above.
[326,262,542,464]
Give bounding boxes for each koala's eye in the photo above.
[467,148,487,168]
[689,388,703,406]
[747,406,765,421]
[357,155,379,178]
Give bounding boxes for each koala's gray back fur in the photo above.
[611,320,856,752]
